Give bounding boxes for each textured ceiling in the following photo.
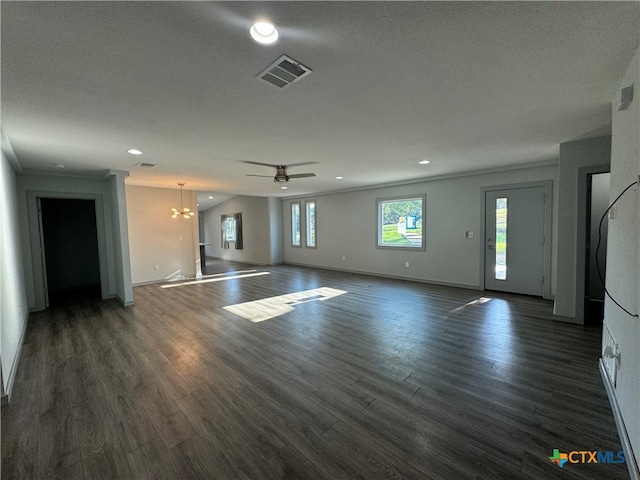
[2,1,639,200]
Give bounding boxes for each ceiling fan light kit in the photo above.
[243,160,317,184]
[172,183,195,219]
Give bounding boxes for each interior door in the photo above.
[485,187,545,296]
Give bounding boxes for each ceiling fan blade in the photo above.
[241,160,280,168]
[246,174,274,178]
[287,162,318,168]
[288,173,316,179]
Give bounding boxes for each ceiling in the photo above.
[2,2,639,203]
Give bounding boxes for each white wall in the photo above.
[0,150,29,400]
[555,136,611,322]
[283,164,558,291]
[604,45,639,473]
[268,197,284,264]
[201,195,282,265]
[109,172,134,305]
[126,185,199,285]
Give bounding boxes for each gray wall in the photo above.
[555,136,611,322]
[201,195,283,265]
[283,164,558,291]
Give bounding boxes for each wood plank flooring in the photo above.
[1,262,629,479]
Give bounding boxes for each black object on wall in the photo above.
[40,198,101,305]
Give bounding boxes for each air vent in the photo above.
[256,55,312,89]
[136,162,157,168]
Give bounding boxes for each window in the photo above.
[376,195,425,250]
[495,197,507,280]
[305,201,316,247]
[225,217,236,242]
[291,202,301,246]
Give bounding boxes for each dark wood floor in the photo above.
[1,263,629,479]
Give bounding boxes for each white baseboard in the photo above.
[4,310,29,404]
[599,359,639,480]
[552,313,581,324]
[284,261,482,291]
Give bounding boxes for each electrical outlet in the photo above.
[342,256,346,261]
[154,264,160,271]
[405,261,410,268]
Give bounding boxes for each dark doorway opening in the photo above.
[584,173,610,326]
[40,198,101,306]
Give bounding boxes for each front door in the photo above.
[485,187,545,296]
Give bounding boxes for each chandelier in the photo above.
[171,183,195,219]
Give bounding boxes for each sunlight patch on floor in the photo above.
[160,271,269,288]
[449,296,492,314]
[163,269,258,283]
[223,287,347,323]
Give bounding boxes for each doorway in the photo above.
[584,173,610,325]
[39,198,101,306]
[484,186,547,296]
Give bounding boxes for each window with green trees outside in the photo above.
[376,195,425,249]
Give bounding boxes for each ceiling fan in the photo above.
[243,161,317,183]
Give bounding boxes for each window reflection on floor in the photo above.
[479,298,514,364]
[160,270,268,288]
[449,296,514,365]
[223,287,347,323]
[449,296,492,314]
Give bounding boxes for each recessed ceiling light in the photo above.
[127,149,143,155]
[250,20,279,45]
[281,186,288,190]
[208,196,214,199]
[419,160,430,165]
[336,176,344,180]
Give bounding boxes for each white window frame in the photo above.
[376,194,426,251]
[291,202,301,247]
[305,200,317,248]
[225,217,236,242]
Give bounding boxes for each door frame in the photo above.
[480,180,553,299]
[576,164,610,324]
[27,191,111,310]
